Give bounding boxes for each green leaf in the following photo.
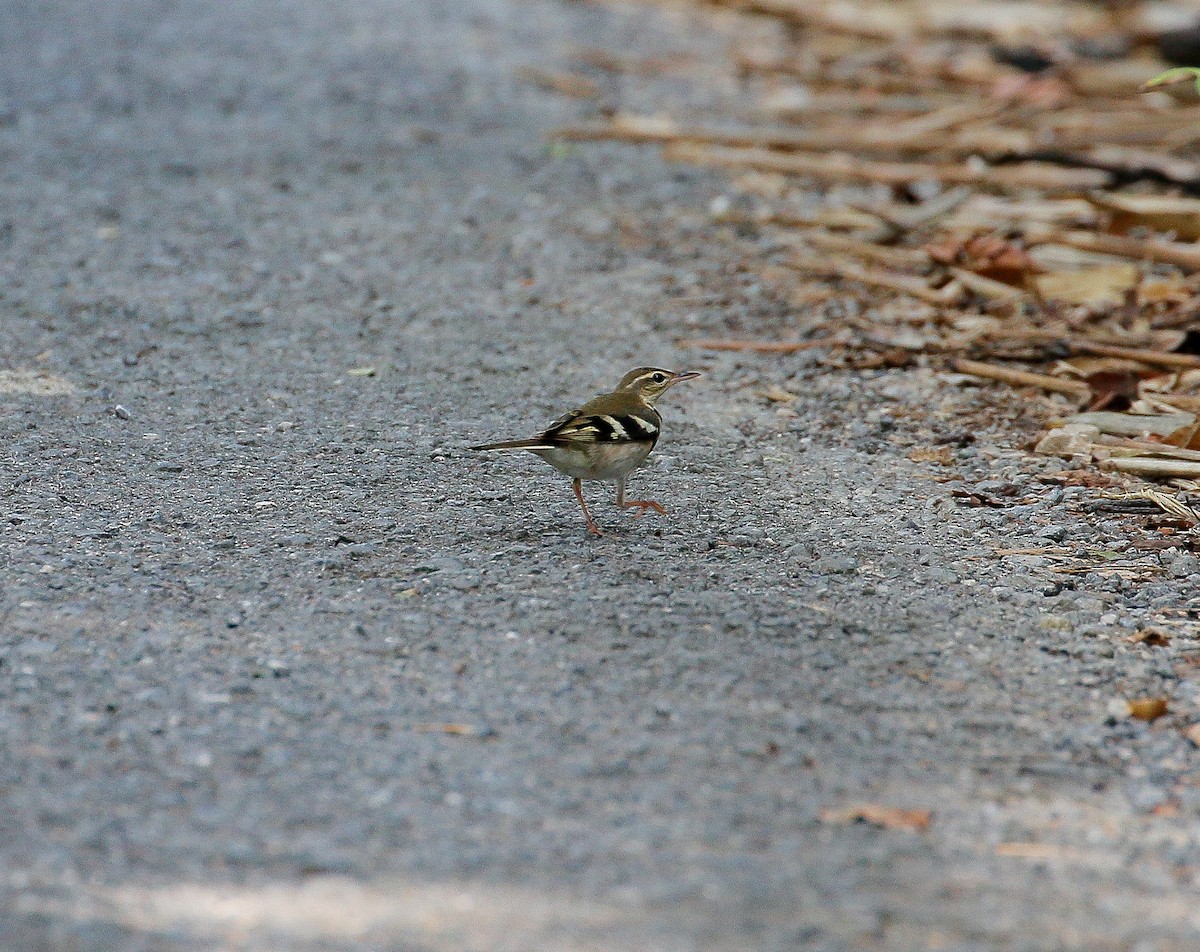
[1142,67,1200,94]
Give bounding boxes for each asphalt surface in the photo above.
[3,0,1200,950]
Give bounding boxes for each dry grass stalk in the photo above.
[1099,489,1200,524]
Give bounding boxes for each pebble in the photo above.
[815,555,858,575]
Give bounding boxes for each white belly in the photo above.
[534,442,653,480]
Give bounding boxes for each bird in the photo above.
[471,367,701,536]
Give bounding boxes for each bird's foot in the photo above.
[620,499,666,518]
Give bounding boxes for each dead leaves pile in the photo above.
[537,0,1200,496]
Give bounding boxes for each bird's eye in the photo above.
[651,373,666,383]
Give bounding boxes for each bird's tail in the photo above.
[470,438,554,451]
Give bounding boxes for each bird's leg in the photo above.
[573,478,604,536]
[615,477,666,517]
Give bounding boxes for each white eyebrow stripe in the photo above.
[598,415,628,439]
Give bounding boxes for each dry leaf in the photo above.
[1165,418,1200,450]
[820,803,931,832]
[1140,275,1192,305]
[1127,697,1169,721]
[1082,369,1141,412]
[1128,628,1171,647]
[925,234,1037,285]
[1034,264,1139,307]
[909,446,955,465]
[1089,193,1200,242]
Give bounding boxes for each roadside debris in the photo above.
[536,0,1200,505]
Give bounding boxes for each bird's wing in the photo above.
[543,398,661,446]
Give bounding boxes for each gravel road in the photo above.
[3,0,1200,950]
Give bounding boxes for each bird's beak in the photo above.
[671,370,703,385]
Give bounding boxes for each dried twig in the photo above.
[1103,458,1200,479]
[951,358,1091,399]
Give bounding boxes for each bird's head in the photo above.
[615,367,702,404]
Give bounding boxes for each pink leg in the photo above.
[615,478,666,517]
[573,479,604,536]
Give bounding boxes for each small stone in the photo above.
[112,404,131,420]
[1037,525,1068,542]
